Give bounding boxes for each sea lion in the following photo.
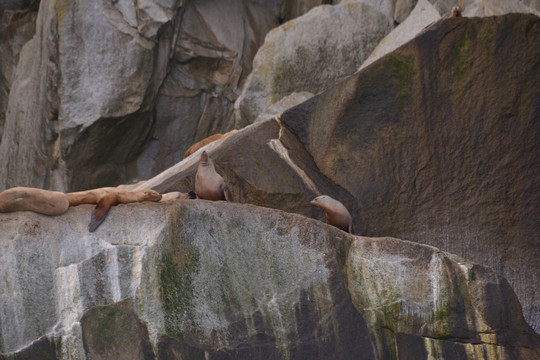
[183,129,239,159]
[310,195,354,234]
[450,0,463,17]
[0,187,69,216]
[195,151,230,201]
[66,187,162,232]
[160,192,190,202]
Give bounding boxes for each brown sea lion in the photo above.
[67,187,162,232]
[0,187,69,216]
[195,151,230,201]
[450,0,463,17]
[160,192,190,202]
[310,195,354,234]
[183,129,239,159]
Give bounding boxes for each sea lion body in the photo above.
[310,195,354,234]
[183,130,239,159]
[183,133,224,159]
[160,192,190,202]
[195,151,230,201]
[67,187,162,232]
[0,187,69,216]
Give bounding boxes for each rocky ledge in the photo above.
[0,201,538,359]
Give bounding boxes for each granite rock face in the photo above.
[281,14,540,332]
[0,2,38,141]
[0,201,538,359]
[0,0,322,192]
[233,2,394,127]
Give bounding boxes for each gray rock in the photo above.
[147,0,277,176]
[0,7,37,142]
[233,2,394,127]
[281,14,540,332]
[0,201,538,359]
[394,0,418,23]
[0,1,280,191]
[462,0,540,16]
[337,0,398,19]
[131,118,361,232]
[360,0,440,70]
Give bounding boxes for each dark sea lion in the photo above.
[195,151,230,201]
[0,187,69,216]
[310,195,354,234]
[67,187,162,232]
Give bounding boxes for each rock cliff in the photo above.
[0,201,538,359]
[1,1,539,359]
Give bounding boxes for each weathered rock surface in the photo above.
[0,0,328,192]
[0,201,538,359]
[463,0,540,17]
[360,0,540,71]
[131,118,362,232]
[281,14,540,332]
[0,3,38,141]
[233,2,394,127]
[0,0,341,192]
[359,0,441,70]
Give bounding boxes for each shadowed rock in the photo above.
[280,14,540,331]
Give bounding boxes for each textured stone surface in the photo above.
[281,14,540,331]
[131,118,362,232]
[0,201,538,359]
[233,2,394,127]
[0,1,281,191]
[80,299,154,360]
[463,0,540,17]
[347,237,539,359]
[0,4,37,141]
[145,0,278,177]
[359,0,440,70]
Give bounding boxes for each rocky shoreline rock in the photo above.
[0,201,538,359]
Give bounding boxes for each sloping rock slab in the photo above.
[280,14,540,332]
[131,118,362,233]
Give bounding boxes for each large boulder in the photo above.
[0,0,177,192]
[233,2,394,127]
[280,14,540,331]
[0,201,538,359]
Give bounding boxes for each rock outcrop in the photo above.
[131,118,362,232]
[0,2,38,141]
[281,14,540,332]
[0,0,324,192]
[128,13,540,333]
[0,201,538,359]
[233,2,394,127]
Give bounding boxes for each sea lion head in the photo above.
[310,195,331,208]
[200,151,209,163]
[141,189,162,202]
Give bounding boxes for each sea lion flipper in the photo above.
[222,185,231,202]
[88,196,115,232]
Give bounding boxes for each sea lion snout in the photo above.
[143,189,162,202]
[200,151,209,162]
